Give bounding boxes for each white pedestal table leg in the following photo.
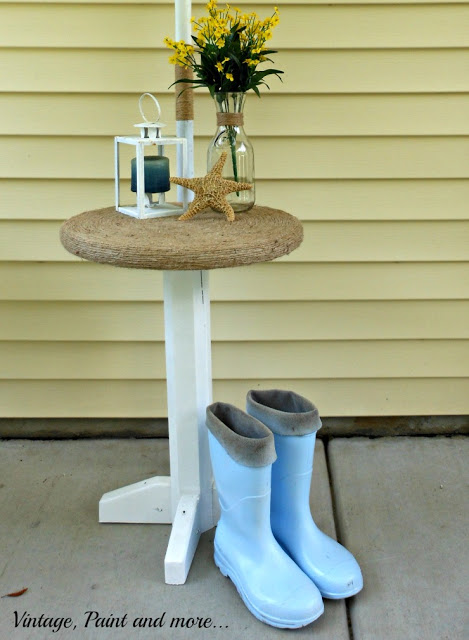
[99,269,217,585]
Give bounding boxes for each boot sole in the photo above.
[214,544,324,629]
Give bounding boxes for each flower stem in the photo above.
[228,126,239,195]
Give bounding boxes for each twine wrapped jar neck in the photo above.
[216,112,244,127]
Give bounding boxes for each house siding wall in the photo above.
[0,0,468,417]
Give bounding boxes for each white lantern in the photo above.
[114,93,188,219]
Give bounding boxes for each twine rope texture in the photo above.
[216,113,244,127]
[60,206,303,271]
[175,67,194,121]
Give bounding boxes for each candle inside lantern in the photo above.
[131,156,171,194]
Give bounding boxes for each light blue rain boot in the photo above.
[246,389,363,599]
[206,402,324,629]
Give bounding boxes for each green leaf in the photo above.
[227,52,241,67]
[256,69,284,78]
[168,78,199,88]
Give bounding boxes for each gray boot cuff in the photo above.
[206,402,277,468]
[246,389,322,436]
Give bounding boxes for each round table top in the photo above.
[59,205,303,271]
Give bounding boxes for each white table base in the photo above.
[99,270,219,584]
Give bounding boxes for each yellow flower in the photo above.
[225,72,234,81]
[164,36,177,50]
[216,62,224,71]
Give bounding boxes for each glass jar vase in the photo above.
[207,92,255,213]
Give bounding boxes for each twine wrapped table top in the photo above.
[60,205,303,271]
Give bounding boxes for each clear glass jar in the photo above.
[207,92,255,212]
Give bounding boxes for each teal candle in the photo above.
[131,156,170,194]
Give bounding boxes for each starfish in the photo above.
[170,152,252,222]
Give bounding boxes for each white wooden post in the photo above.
[98,269,217,584]
[163,270,214,583]
[175,0,194,191]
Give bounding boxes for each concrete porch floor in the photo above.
[0,436,467,639]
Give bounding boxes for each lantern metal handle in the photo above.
[139,93,162,124]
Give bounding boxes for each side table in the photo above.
[60,205,303,584]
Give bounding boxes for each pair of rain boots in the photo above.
[206,389,363,629]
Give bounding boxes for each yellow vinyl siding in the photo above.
[2,136,469,179]
[2,49,469,93]
[1,0,466,4]
[2,261,469,299]
[3,340,468,379]
[3,94,469,137]
[2,220,469,261]
[1,301,469,341]
[1,380,468,418]
[3,178,469,221]
[0,0,468,419]
[1,4,468,48]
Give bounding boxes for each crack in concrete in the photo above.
[323,437,355,640]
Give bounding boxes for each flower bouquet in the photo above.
[164,1,283,212]
[164,1,282,97]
